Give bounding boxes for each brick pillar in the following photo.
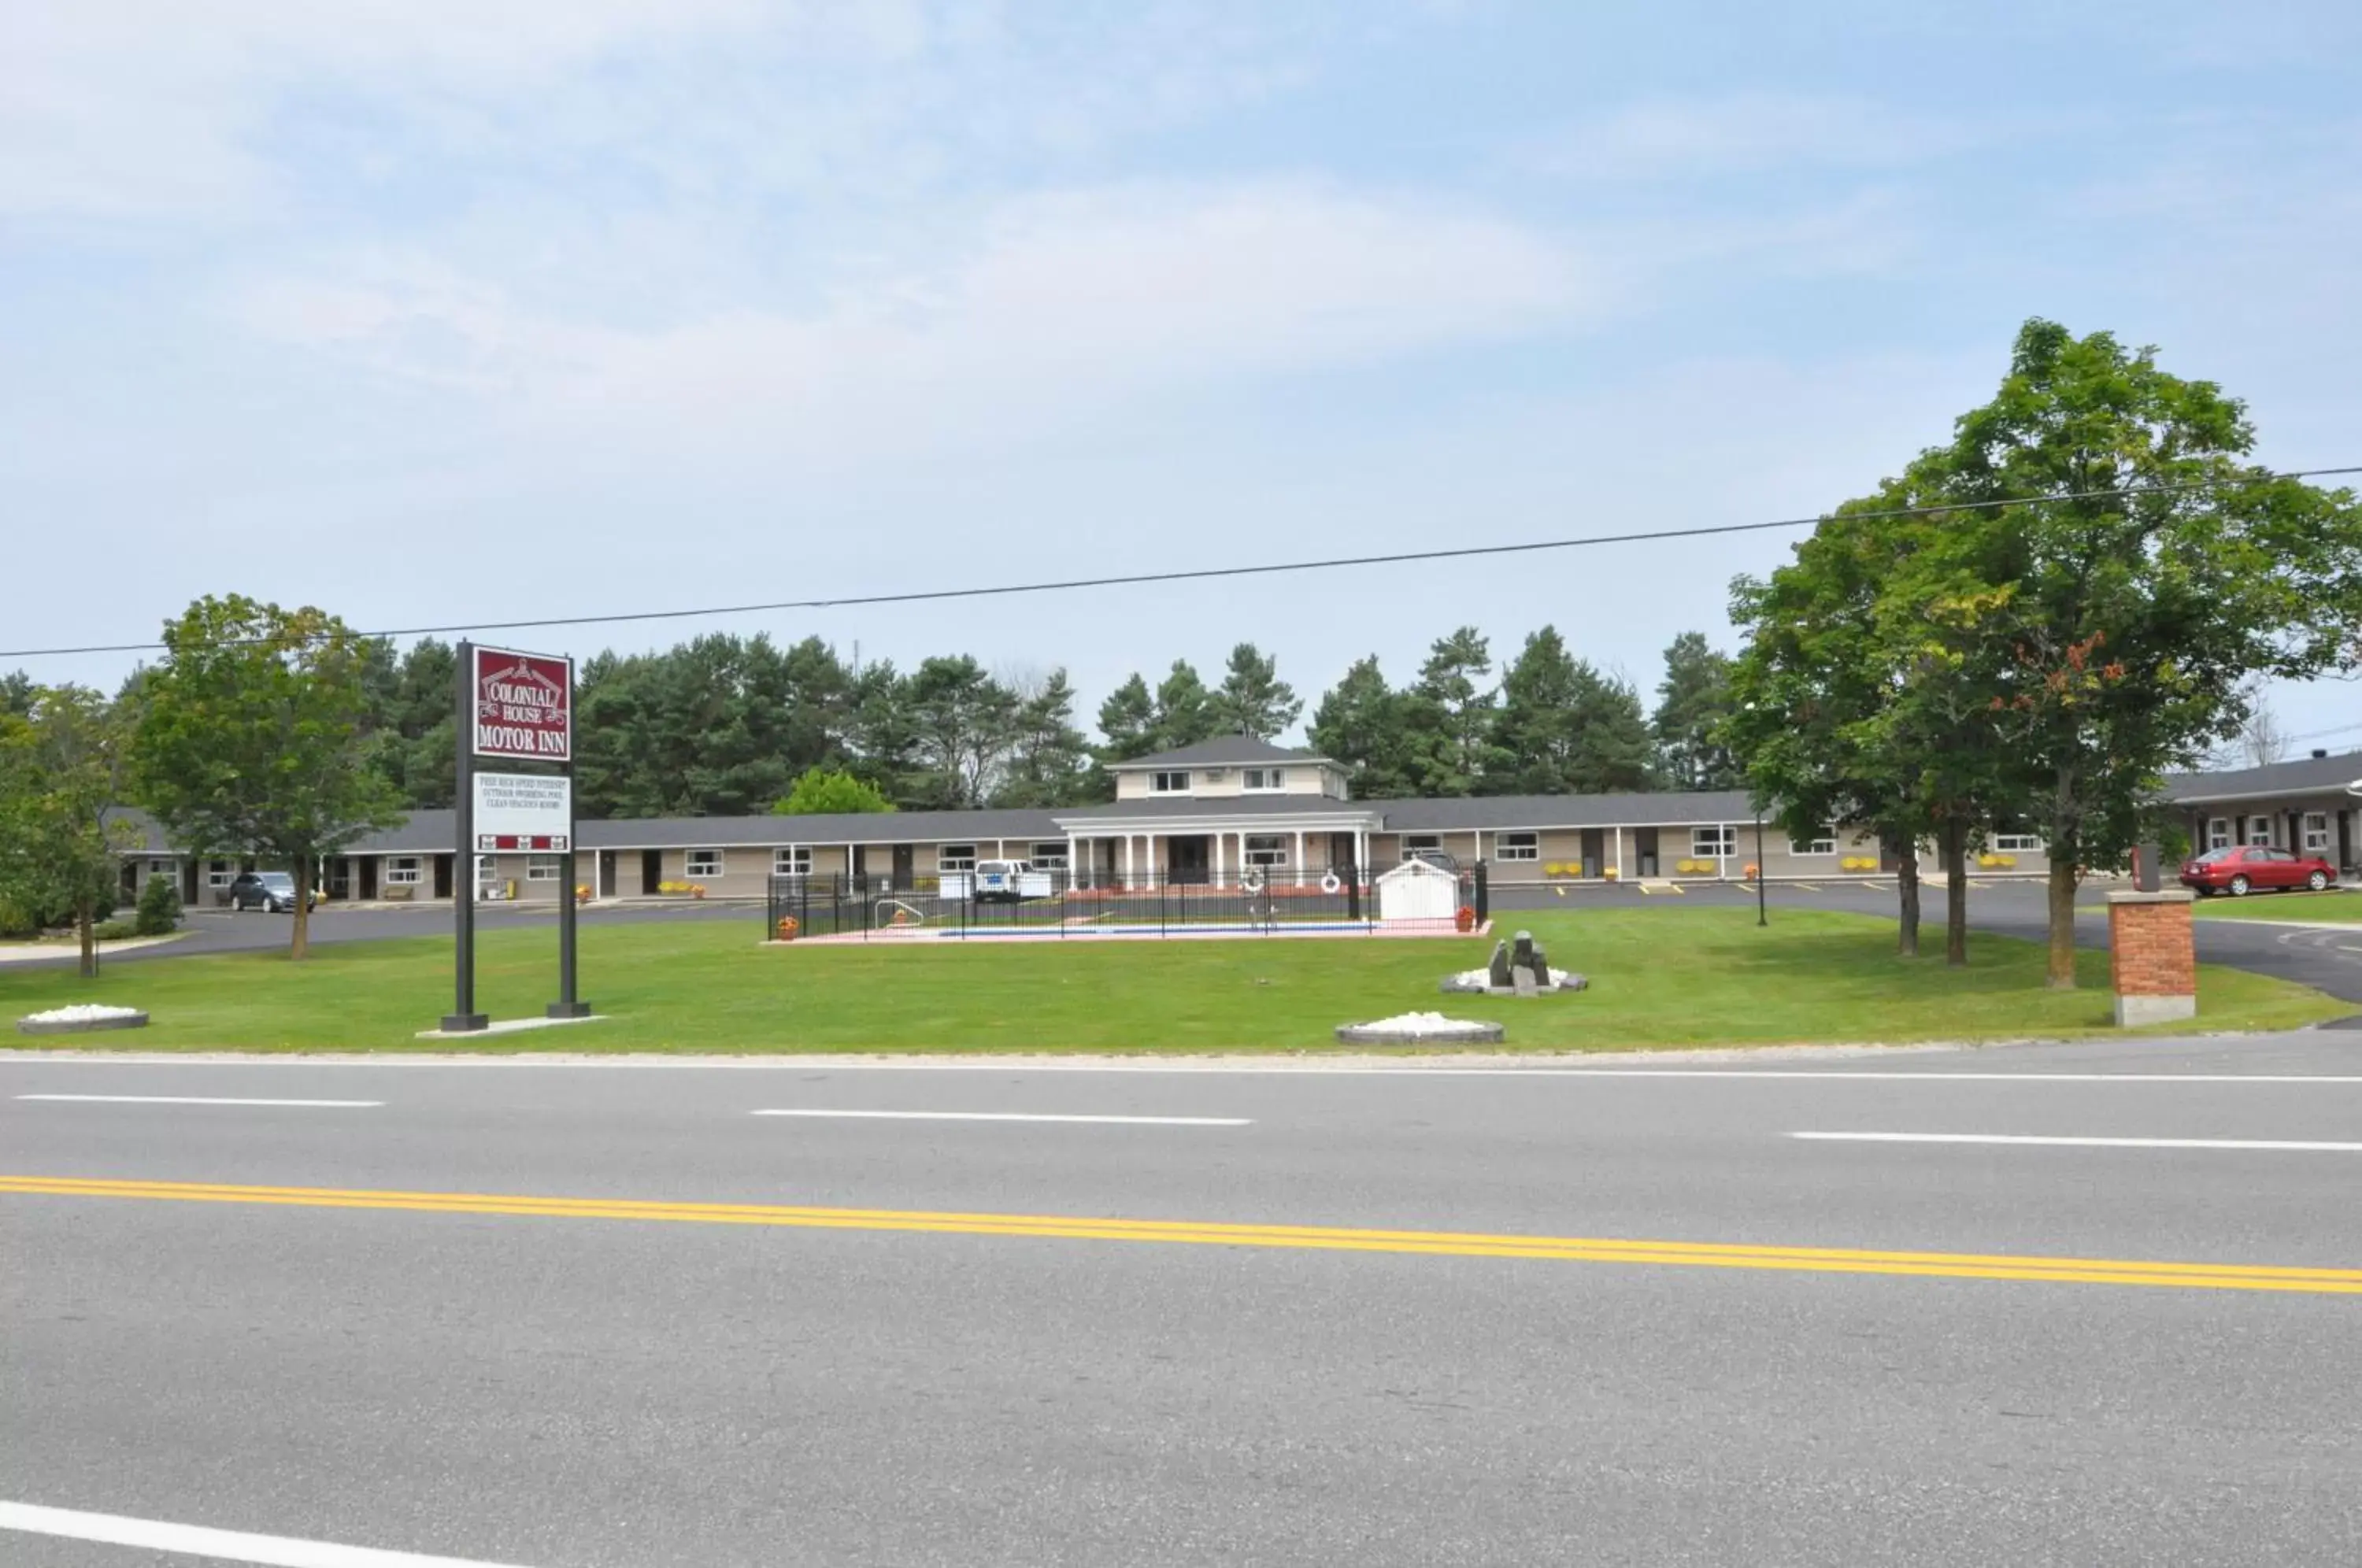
[2106,889,2197,1026]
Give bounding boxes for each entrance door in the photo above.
[1635,827,1660,878]
[641,850,662,895]
[359,857,379,899]
[2342,812,2354,875]
[1327,833,1357,875]
[1170,836,1211,885]
[890,845,915,888]
[1580,829,1604,878]
[433,854,454,898]
[182,860,200,904]
[598,851,617,900]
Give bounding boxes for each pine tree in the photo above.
[1206,642,1302,740]
[1309,655,1419,797]
[1653,631,1740,790]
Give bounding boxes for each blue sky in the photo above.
[7,1,2360,746]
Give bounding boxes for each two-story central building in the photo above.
[1055,736,1376,886]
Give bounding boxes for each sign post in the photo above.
[443,642,585,1032]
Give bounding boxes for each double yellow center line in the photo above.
[5,1174,2359,1295]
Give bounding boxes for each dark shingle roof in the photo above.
[2164,750,2362,804]
[1108,736,1328,771]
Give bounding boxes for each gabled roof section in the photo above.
[1106,735,1330,771]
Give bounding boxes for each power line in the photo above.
[6,464,2358,662]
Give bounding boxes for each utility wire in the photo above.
[6,464,2359,661]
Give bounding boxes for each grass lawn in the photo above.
[0,906,2342,1053]
[2190,889,2362,922]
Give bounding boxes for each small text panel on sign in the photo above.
[473,772,572,852]
[472,645,572,762]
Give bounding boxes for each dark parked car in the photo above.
[2179,845,2336,897]
[226,871,319,913]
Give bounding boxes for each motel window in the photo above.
[2305,812,2331,852]
[1789,827,1837,856]
[685,849,724,879]
[384,856,422,886]
[526,856,562,882]
[773,846,812,878]
[476,855,499,889]
[1244,834,1290,867]
[207,859,235,888]
[939,845,977,873]
[1992,832,2045,853]
[1494,831,1540,862]
[1693,826,1738,860]
[1242,767,1286,792]
[2246,817,2275,848]
[1150,771,1190,793]
[2207,818,2231,851]
[147,858,173,875]
[1029,842,1068,871]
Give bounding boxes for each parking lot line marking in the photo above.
[1794,1131,2362,1152]
[0,1498,534,1567]
[13,1095,383,1108]
[750,1109,1249,1126]
[4,1174,2358,1295]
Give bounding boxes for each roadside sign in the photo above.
[472,645,572,762]
[472,772,572,852]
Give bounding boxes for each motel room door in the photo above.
[890,845,915,888]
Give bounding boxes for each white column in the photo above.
[1213,831,1225,887]
[1613,827,1624,880]
[1356,828,1368,877]
[1068,834,1079,886]
[1469,830,1483,866]
[1150,833,1162,884]
[1122,835,1134,889]
[995,838,1006,861]
[1292,830,1304,887]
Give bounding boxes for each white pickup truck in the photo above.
[940,860,1054,903]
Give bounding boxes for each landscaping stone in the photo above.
[1334,1011,1505,1046]
[1486,939,1514,989]
[18,1004,150,1036]
[1440,966,1586,996]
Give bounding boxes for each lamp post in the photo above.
[1754,813,1768,927]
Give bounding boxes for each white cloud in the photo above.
[235,182,1612,463]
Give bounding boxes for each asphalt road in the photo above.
[6,1039,2362,1565]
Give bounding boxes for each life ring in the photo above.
[1320,871,1342,895]
[1241,867,1266,893]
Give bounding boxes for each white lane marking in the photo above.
[9,1057,2362,1082]
[14,1095,383,1108]
[752,1109,1249,1126]
[1794,1131,2362,1152]
[0,1499,534,1567]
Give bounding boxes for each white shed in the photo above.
[1375,858,1460,923]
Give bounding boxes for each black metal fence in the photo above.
[765,864,1486,942]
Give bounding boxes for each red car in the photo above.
[2179,845,2337,897]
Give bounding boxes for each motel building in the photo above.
[113,736,2362,910]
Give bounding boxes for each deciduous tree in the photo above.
[130,595,404,960]
[0,684,133,977]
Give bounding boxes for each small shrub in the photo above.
[135,875,183,935]
[91,919,139,942]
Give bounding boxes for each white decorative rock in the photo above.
[17,1004,150,1036]
[1334,1011,1505,1046]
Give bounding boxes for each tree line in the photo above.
[336,627,1742,819]
[1727,317,2362,989]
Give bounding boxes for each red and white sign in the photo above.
[472,645,572,761]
